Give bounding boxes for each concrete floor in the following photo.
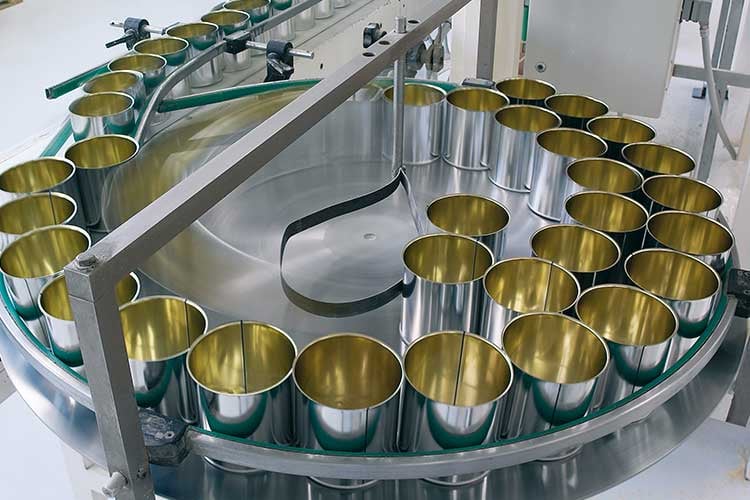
[0,1,749,499]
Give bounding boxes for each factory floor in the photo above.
[0,0,749,499]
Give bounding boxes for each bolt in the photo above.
[102,472,128,498]
[136,467,148,480]
[75,253,98,269]
[535,62,547,73]
[164,431,175,439]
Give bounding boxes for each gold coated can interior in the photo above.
[565,191,647,233]
[0,226,89,279]
[446,88,508,112]
[537,128,607,158]
[531,225,619,273]
[201,10,249,26]
[0,193,75,235]
[403,234,493,283]
[495,105,561,133]
[648,211,733,257]
[622,143,695,176]
[120,296,207,362]
[83,71,140,94]
[503,313,609,384]
[495,78,555,102]
[625,249,720,301]
[133,37,189,57]
[64,135,138,170]
[0,158,74,194]
[383,83,445,106]
[40,273,139,321]
[166,22,218,39]
[484,258,579,313]
[587,116,656,143]
[294,334,402,410]
[576,285,677,346]
[427,194,509,237]
[567,158,642,194]
[225,0,269,10]
[642,175,722,213]
[69,92,132,117]
[109,54,166,73]
[188,322,296,395]
[404,331,512,407]
[545,94,608,120]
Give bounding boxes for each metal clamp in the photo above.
[461,77,495,88]
[105,18,176,49]
[363,23,386,48]
[727,268,750,318]
[255,40,315,82]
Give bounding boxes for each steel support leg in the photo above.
[476,0,498,79]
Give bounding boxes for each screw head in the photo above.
[535,62,547,73]
[75,253,98,269]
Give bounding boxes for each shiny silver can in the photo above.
[225,0,271,23]
[563,158,644,203]
[486,104,561,192]
[645,211,734,275]
[562,190,649,281]
[530,224,620,290]
[426,193,509,257]
[0,225,90,327]
[202,10,252,72]
[333,0,350,7]
[641,174,723,218]
[64,134,139,233]
[442,87,508,170]
[482,257,579,347]
[82,70,147,109]
[39,273,140,368]
[383,83,445,165]
[0,192,78,250]
[622,142,695,179]
[400,331,513,486]
[108,53,167,93]
[121,296,208,422]
[133,37,189,68]
[501,313,609,448]
[495,77,556,106]
[544,93,608,129]
[294,333,402,489]
[625,249,721,365]
[528,128,607,221]
[68,92,135,141]
[0,157,82,215]
[586,116,656,162]
[576,285,677,409]
[166,23,223,88]
[188,321,296,473]
[314,0,334,18]
[401,233,494,344]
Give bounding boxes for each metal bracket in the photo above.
[727,269,750,318]
[363,23,386,48]
[461,77,495,88]
[139,409,189,467]
[106,18,172,49]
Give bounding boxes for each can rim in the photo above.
[586,115,656,143]
[565,157,644,194]
[402,233,495,284]
[529,224,621,274]
[646,210,734,258]
[621,142,696,175]
[0,192,78,235]
[426,193,510,237]
[641,174,723,212]
[0,224,91,280]
[563,190,649,234]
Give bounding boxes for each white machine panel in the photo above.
[524,0,683,117]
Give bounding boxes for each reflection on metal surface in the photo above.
[482,258,579,347]
[495,77,556,106]
[544,94,608,129]
[586,116,655,162]
[133,37,190,67]
[576,285,677,408]
[645,211,733,275]
[502,313,609,439]
[383,83,445,165]
[121,296,207,421]
[166,23,223,88]
[83,70,147,109]
[641,174,723,218]
[564,158,643,201]
[622,142,695,178]
[0,193,77,250]
[39,273,139,367]
[201,10,252,73]
[68,92,135,141]
[107,54,167,92]
[400,331,512,485]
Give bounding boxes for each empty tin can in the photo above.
[224,0,270,23]
[544,94,608,129]
[0,157,82,214]
[487,104,561,192]
[294,333,402,489]
[426,193,509,257]
[133,36,190,68]
[0,193,78,250]
[586,116,656,162]
[645,211,734,275]
[622,142,695,179]
[202,10,252,72]
[69,92,135,141]
[383,83,446,165]
[314,0,334,18]
[576,284,677,409]
[39,273,140,368]
[494,77,556,106]
[108,53,168,92]
[121,296,208,422]
[530,224,620,290]
[64,135,139,233]
[400,331,513,486]
[641,174,723,218]
[166,23,223,88]
[188,321,296,473]
[83,70,147,109]
[563,158,644,203]
[401,233,494,344]
[442,87,508,170]
[528,128,607,220]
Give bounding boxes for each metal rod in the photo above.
[44,63,109,100]
[245,40,315,59]
[673,63,750,88]
[391,16,407,174]
[475,0,498,79]
[226,0,324,42]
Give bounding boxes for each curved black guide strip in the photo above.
[279,169,414,318]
